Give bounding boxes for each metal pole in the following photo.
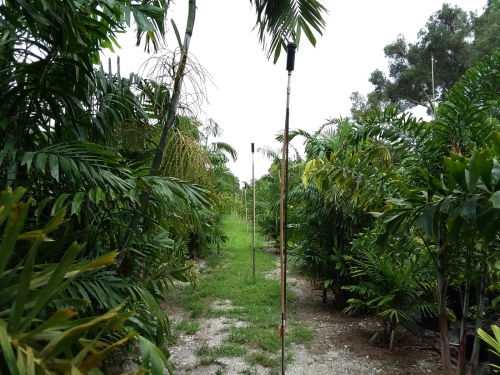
[280,42,296,375]
[252,143,256,278]
[431,51,436,116]
[244,185,248,234]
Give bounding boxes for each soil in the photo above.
[162,254,446,375]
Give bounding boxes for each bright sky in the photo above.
[104,0,487,185]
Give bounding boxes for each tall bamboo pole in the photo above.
[252,143,256,277]
[280,42,296,375]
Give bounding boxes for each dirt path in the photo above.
[164,255,443,375]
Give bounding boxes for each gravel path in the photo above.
[165,258,442,375]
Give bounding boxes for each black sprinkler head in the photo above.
[286,43,297,72]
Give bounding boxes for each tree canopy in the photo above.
[361,2,500,113]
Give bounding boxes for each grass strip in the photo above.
[169,214,313,369]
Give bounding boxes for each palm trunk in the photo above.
[457,246,472,375]
[469,274,486,375]
[116,0,196,269]
[438,248,452,375]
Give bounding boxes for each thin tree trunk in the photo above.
[457,277,470,375]
[457,246,472,375]
[469,274,486,375]
[116,0,196,269]
[438,249,452,375]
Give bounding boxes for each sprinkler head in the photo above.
[286,43,297,72]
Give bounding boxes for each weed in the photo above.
[173,319,200,335]
[239,368,257,375]
[246,351,280,368]
[288,325,313,347]
[215,366,225,375]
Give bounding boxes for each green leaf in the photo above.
[171,19,183,50]
[474,150,494,191]
[444,157,467,191]
[491,191,500,208]
[35,152,48,171]
[0,187,26,226]
[477,215,500,244]
[478,326,500,358]
[39,307,130,362]
[0,326,20,375]
[449,196,479,227]
[34,196,54,222]
[20,241,84,333]
[78,332,137,372]
[469,152,480,189]
[20,309,77,341]
[0,199,30,277]
[71,192,86,220]
[490,131,500,157]
[447,216,464,244]
[414,204,438,237]
[51,194,71,217]
[376,211,410,248]
[21,151,35,171]
[138,336,172,375]
[49,154,59,182]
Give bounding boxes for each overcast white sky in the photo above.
[104,0,487,185]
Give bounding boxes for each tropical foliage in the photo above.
[0,0,328,372]
[256,40,500,375]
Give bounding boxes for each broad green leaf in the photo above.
[474,150,494,191]
[491,191,500,208]
[469,152,480,189]
[447,216,464,245]
[71,192,86,220]
[376,211,410,248]
[138,336,172,375]
[21,151,35,171]
[476,206,500,231]
[477,215,500,244]
[35,152,48,171]
[444,157,467,191]
[49,154,59,182]
[491,131,500,157]
[448,196,479,227]
[414,204,438,237]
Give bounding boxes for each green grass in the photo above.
[173,319,200,335]
[169,214,313,369]
[196,343,247,365]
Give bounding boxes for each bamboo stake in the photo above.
[252,143,256,278]
[280,42,296,375]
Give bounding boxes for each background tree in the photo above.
[367,2,500,112]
